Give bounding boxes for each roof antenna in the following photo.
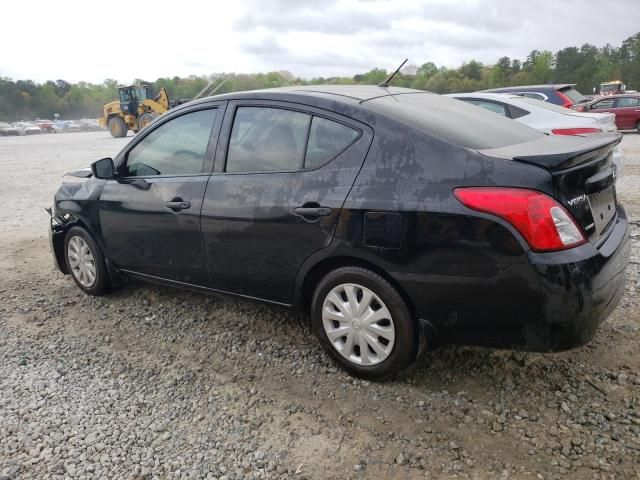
[378,58,408,88]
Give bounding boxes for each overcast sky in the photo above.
[2,0,639,83]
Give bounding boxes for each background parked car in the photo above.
[76,118,102,132]
[449,92,624,174]
[35,119,54,133]
[0,122,20,136]
[13,121,42,135]
[481,84,589,109]
[582,94,640,132]
[449,92,617,134]
[52,120,82,133]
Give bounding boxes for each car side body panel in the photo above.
[200,99,374,304]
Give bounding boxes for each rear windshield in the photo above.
[516,96,577,114]
[559,87,586,104]
[366,93,543,149]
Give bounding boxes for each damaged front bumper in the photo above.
[48,206,72,274]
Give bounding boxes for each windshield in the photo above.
[366,93,543,149]
[517,96,579,114]
[559,87,586,104]
[135,86,150,100]
[600,84,620,94]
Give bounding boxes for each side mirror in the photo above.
[91,157,116,179]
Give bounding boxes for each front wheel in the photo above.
[311,266,418,380]
[636,121,640,134]
[64,226,110,295]
[108,116,127,138]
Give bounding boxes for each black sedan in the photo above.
[49,86,630,379]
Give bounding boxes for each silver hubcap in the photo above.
[322,283,395,366]
[67,236,96,288]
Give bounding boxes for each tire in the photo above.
[108,116,127,138]
[137,112,157,131]
[636,121,640,134]
[311,266,418,380]
[64,226,110,295]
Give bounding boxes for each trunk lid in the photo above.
[480,132,623,244]
[560,111,617,132]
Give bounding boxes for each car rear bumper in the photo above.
[524,206,630,351]
[405,207,630,352]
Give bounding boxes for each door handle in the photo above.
[166,200,191,211]
[294,206,332,217]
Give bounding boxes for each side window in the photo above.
[592,99,615,110]
[519,92,546,101]
[125,109,217,176]
[304,117,359,169]
[507,104,530,119]
[467,100,508,116]
[226,107,310,172]
[617,97,640,108]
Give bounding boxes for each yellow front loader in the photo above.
[99,85,170,138]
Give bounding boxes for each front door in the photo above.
[201,101,373,304]
[99,104,223,285]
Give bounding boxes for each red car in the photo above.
[35,119,54,133]
[584,94,640,132]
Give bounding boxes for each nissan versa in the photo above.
[49,86,630,379]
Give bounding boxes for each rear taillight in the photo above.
[571,105,586,112]
[551,127,602,135]
[453,187,586,252]
[556,91,573,108]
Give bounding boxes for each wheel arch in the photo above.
[296,255,418,322]
[50,214,94,275]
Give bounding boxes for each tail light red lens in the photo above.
[551,127,602,135]
[453,187,586,252]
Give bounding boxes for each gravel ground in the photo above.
[0,131,639,479]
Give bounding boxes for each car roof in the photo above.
[480,84,576,92]
[193,85,430,106]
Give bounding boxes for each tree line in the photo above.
[1,32,638,122]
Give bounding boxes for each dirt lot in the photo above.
[0,131,639,479]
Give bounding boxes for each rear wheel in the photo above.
[636,121,640,134]
[64,226,110,295]
[311,266,418,380]
[108,116,127,138]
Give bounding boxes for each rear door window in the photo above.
[304,117,359,169]
[226,106,359,172]
[226,107,310,172]
[616,97,640,108]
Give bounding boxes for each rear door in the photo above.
[612,97,640,129]
[200,101,373,304]
[99,102,225,285]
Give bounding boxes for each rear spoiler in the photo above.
[480,132,622,172]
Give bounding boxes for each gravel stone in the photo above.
[1,131,640,479]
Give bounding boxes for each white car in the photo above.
[448,92,624,175]
[13,122,42,135]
